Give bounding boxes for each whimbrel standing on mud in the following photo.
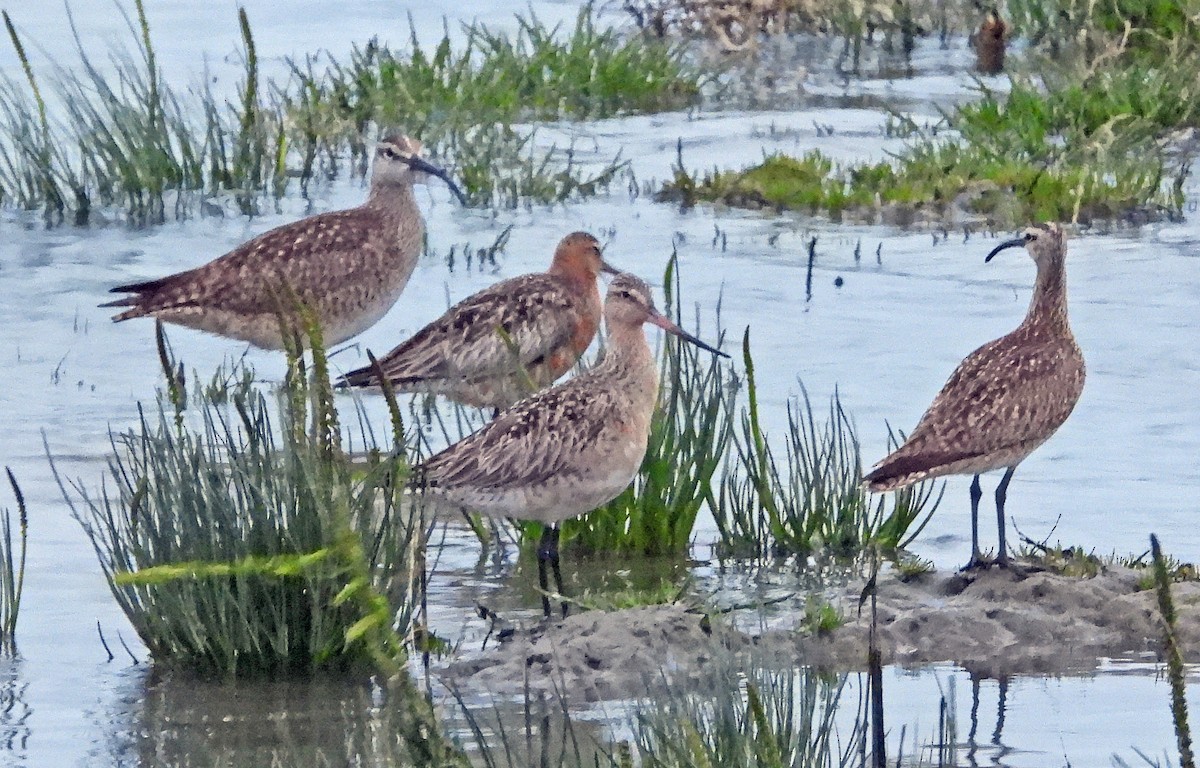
[864,223,1085,569]
[338,232,618,410]
[415,274,727,616]
[104,135,466,349]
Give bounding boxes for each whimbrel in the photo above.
[973,8,1007,75]
[414,273,727,616]
[864,223,1085,569]
[338,232,618,410]
[103,135,466,349]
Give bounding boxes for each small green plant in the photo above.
[893,553,934,581]
[802,596,844,636]
[715,331,942,560]
[0,468,27,653]
[56,317,422,677]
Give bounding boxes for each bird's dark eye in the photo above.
[1024,231,1037,241]
[379,147,398,160]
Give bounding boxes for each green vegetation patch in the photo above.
[0,2,708,223]
[57,322,422,678]
[660,0,1200,227]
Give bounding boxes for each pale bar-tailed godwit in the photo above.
[865,223,1085,569]
[415,273,727,616]
[104,135,465,349]
[338,232,618,410]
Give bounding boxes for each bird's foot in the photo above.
[960,553,994,572]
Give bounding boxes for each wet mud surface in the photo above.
[445,564,1200,698]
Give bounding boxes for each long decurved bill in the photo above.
[985,236,1027,262]
[600,259,621,276]
[405,155,468,205]
[646,311,729,358]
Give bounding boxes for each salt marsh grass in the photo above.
[55,322,422,677]
[0,469,27,653]
[0,3,704,222]
[715,331,942,560]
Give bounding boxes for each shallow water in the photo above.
[1,2,1199,766]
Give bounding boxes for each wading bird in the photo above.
[104,134,466,349]
[414,273,727,616]
[338,232,619,411]
[864,223,1085,569]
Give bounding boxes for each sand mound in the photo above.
[446,603,745,701]
[791,565,1200,677]
[444,565,1200,698]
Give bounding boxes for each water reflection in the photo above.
[113,672,461,767]
[0,655,31,763]
[964,674,1013,767]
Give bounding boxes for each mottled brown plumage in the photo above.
[865,223,1085,567]
[104,135,465,349]
[973,8,1007,75]
[415,273,727,616]
[338,232,617,409]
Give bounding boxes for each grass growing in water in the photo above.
[0,3,704,222]
[0,469,27,653]
[660,0,1198,226]
[56,321,421,677]
[715,331,942,560]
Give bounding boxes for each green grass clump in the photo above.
[0,3,704,222]
[299,6,702,134]
[57,321,421,677]
[0,469,27,653]
[662,137,1177,226]
[801,597,844,635]
[661,0,1200,227]
[715,331,942,561]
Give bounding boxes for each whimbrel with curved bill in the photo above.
[338,231,618,410]
[103,135,466,349]
[864,223,1085,569]
[414,273,728,617]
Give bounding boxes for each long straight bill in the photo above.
[646,312,728,358]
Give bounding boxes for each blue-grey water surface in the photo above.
[0,2,1197,766]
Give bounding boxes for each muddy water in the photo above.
[0,2,1199,766]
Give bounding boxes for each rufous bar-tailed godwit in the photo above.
[338,231,618,410]
[414,273,727,616]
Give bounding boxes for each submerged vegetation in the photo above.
[0,2,705,223]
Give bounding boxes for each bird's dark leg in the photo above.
[491,408,501,420]
[536,524,568,618]
[994,466,1017,567]
[536,524,554,617]
[967,474,984,568]
[549,524,568,618]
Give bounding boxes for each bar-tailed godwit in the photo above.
[865,223,1085,569]
[415,273,727,616]
[338,231,617,410]
[103,134,465,349]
